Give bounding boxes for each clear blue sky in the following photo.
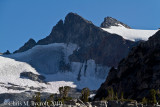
[0,0,159,52]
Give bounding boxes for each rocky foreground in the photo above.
[0,91,160,107]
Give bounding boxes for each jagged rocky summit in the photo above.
[100,16,131,28]
[95,30,160,101]
[14,38,36,53]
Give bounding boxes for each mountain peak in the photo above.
[100,16,131,28]
[14,38,36,53]
[28,38,36,43]
[66,12,78,17]
[65,12,92,25]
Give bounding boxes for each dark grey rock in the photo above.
[6,86,25,91]
[37,19,65,45]
[20,72,45,83]
[100,16,131,28]
[29,86,45,91]
[14,38,36,53]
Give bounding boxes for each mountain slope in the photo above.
[95,30,160,100]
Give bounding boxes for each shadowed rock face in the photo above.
[100,16,131,29]
[95,30,160,101]
[36,12,135,67]
[14,38,36,53]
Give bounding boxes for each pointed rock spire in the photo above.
[14,38,36,53]
[100,16,131,28]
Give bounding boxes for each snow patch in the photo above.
[102,25,158,41]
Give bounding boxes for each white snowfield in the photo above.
[102,24,158,41]
[0,43,109,94]
[0,56,76,94]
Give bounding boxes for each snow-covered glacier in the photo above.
[0,43,110,94]
[0,55,76,94]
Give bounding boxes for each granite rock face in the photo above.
[95,30,160,100]
[100,16,131,28]
[37,12,135,67]
[14,38,36,53]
